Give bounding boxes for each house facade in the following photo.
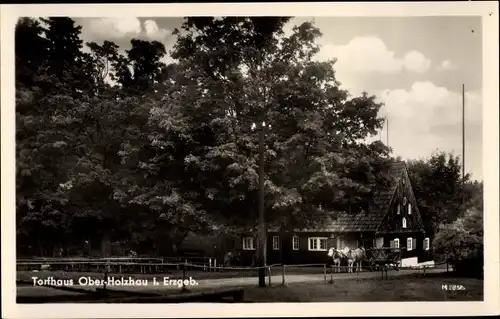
[235,162,433,267]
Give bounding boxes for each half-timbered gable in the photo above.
[377,162,425,234]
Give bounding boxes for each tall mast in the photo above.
[462,84,465,182]
[386,116,389,147]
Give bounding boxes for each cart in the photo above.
[366,247,401,271]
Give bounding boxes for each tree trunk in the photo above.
[101,232,111,257]
[37,234,44,257]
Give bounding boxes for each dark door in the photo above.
[360,238,374,249]
[281,234,292,264]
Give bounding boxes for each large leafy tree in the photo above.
[15,17,166,256]
[407,152,482,237]
[15,17,77,256]
[147,17,392,234]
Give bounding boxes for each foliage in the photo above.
[432,208,483,277]
[15,16,416,258]
[407,152,482,237]
[151,17,392,232]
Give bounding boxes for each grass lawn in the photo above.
[241,275,484,302]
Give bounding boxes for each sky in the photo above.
[74,16,483,181]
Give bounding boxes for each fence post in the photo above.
[323,264,327,283]
[181,259,189,293]
[267,267,272,286]
[282,265,286,286]
[103,259,110,295]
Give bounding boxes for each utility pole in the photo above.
[386,116,389,147]
[462,84,465,182]
[462,84,466,209]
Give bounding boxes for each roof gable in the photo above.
[374,163,426,233]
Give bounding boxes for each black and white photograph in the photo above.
[1,2,499,318]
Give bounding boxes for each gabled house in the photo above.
[235,161,433,267]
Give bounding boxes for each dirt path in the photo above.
[74,267,447,293]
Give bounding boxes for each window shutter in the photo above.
[390,240,394,248]
[413,238,417,250]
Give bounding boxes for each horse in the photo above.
[327,247,347,272]
[345,247,366,273]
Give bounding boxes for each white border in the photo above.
[2,2,499,318]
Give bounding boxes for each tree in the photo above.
[16,17,81,256]
[15,18,49,87]
[407,152,482,237]
[432,208,483,277]
[148,17,392,235]
[40,17,92,91]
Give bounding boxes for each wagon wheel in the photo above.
[393,256,400,271]
[369,257,377,272]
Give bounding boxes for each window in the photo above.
[402,217,407,228]
[393,238,400,249]
[408,203,412,215]
[242,237,255,250]
[338,236,345,250]
[308,237,328,251]
[272,236,279,250]
[397,204,400,215]
[390,238,400,249]
[407,237,413,251]
[292,236,299,250]
[424,237,430,251]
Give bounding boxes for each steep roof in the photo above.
[293,161,407,233]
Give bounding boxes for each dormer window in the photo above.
[402,217,407,228]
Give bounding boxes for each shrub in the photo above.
[432,209,483,278]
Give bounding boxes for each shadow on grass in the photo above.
[241,274,484,302]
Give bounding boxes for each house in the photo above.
[235,161,433,267]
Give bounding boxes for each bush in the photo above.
[433,209,483,278]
